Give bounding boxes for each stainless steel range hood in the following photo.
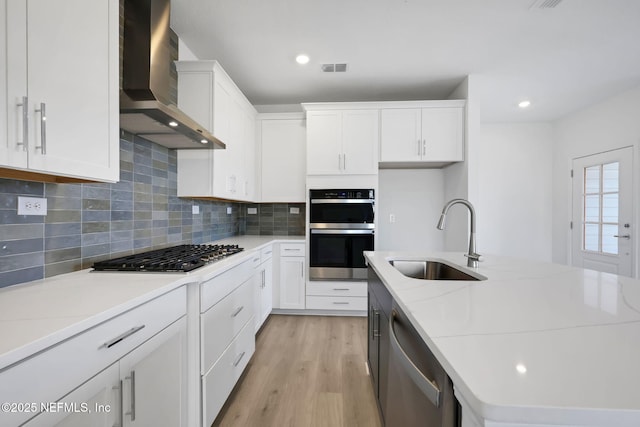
[120,0,225,150]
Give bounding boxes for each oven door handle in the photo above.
[310,229,375,235]
[310,199,375,204]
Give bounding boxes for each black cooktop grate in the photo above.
[92,244,244,272]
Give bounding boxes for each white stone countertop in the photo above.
[364,251,640,427]
[0,235,304,370]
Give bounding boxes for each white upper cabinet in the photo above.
[1,0,119,182]
[258,113,306,202]
[304,106,379,175]
[176,60,257,201]
[380,100,465,167]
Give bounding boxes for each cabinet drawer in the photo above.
[249,251,262,269]
[201,278,254,373]
[202,318,255,427]
[306,281,367,297]
[261,245,274,261]
[0,287,186,427]
[201,257,254,312]
[306,295,367,311]
[280,242,305,256]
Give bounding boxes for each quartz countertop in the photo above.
[0,235,304,370]
[364,251,640,426]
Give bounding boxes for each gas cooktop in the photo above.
[92,244,244,272]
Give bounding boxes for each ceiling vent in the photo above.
[529,0,563,9]
[321,63,348,73]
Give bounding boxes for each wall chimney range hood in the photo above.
[120,0,225,150]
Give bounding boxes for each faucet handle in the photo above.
[464,252,482,268]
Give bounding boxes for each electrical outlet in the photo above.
[389,214,396,223]
[18,196,47,216]
[289,207,300,214]
[192,205,200,215]
[226,207,232,215]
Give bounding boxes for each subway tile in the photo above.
[0,179,44,196]
[0,238,43,256]
[0,267,43,288]
[45,222,81,237]
[82,210,111,222]
[45,210,81,223]
[45,260,81,278]
[81,243,110,259]
[45,247,81,264]
[0,252,44,273]
[82,222,110,234]
[45,235,82,251]
[48,196,81,210]
[1,223,44,240]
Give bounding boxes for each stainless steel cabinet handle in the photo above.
[262,269,265,288]
[333,301,349,305]
[338,153,342,170]
[343,153,346,170]
[389,310,441,407]
[233,351,246,367]
[124,371,136,421]
[333,288,349,291]
[614,234,631,239]
[35,103,46,154]
[231,306,244,317]
[422,139,426,157]
[417,139,421,156]
[373,309,380,338]
[16,97,28,151]
[103,325,146,348]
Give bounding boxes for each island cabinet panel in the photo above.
[379,100,465,167]
[306,109,379,175]
[1,0,119,182]
[0,287,187,427]
[175,60,258,201]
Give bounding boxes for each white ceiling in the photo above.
[171,0,640,122]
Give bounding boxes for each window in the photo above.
[582,162,619,254]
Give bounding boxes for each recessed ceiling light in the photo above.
[295,54,310,65]
[518,100,531,109]
[168,121,179,127]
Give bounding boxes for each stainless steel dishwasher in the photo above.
[368,267,459,426]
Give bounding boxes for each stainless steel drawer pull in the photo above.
[231,306,244,317]
[253,257,260,262]
[614,234,631,239]
[284,248,300,251]
[17,96,28,151]
[103,325,146,348]
[333,301,350,305]
[124,370,136,421]
[35,103,46,154]
[333,288,350,291]
[389,310,441,407]
[233,351,246,367]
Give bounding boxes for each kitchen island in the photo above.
[364,251,640,427]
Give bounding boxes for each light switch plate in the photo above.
[289,207,300,215]
[18,196,47,216]
[227,207,232,215]
[247,207,258,215]
[192,205,200,215]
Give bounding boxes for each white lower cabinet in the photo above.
[253,245,274,331]
[305,281,367,311]
[4,287,188,427]
[200,258,256,426]
[278,243,306,310]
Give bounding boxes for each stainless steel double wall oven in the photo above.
[309,189,375,280]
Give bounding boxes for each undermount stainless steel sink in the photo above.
[389,259,486,281]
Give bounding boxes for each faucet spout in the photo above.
[437,198,481,268]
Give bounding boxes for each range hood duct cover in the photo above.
[120,0,225,150]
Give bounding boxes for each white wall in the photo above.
[551,84,640,269]
[377,169,445,251]
[478,123,554,261]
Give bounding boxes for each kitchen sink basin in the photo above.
[389,259,486,281]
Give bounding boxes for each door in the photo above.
[571,147,634,277]
[380,108,422,162]
[24,0,117,180]
[120,317,187,427]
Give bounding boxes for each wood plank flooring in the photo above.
[212,315,382,427]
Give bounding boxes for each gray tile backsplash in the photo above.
[0,133,304,289]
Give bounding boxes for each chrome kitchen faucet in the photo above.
[437,199,481,268]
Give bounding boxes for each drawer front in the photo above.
[201,278,254,373]
[201,257,254,312]
[249,251,261,269]
[0,287,186,427]
[280,242,305,257]
[306,281,367,297]
[261,245,274,261]
[202,318,255,427]
[306,295,367,311]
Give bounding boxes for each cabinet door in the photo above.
[421,107,464,162]
[260,118,306,202]
[306,110,342,175]
[22,0,118,181]
[380,109,422,162]
[241,107,256,201]
[0,0,8,167]
[120,317,187,427]
[261,259,274,324]
[342,109,379,174]
[280,257,305,309]
[22,363,120,427]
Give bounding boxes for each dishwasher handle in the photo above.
[389,309,441,408]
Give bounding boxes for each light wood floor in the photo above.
[212,314,382,427]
